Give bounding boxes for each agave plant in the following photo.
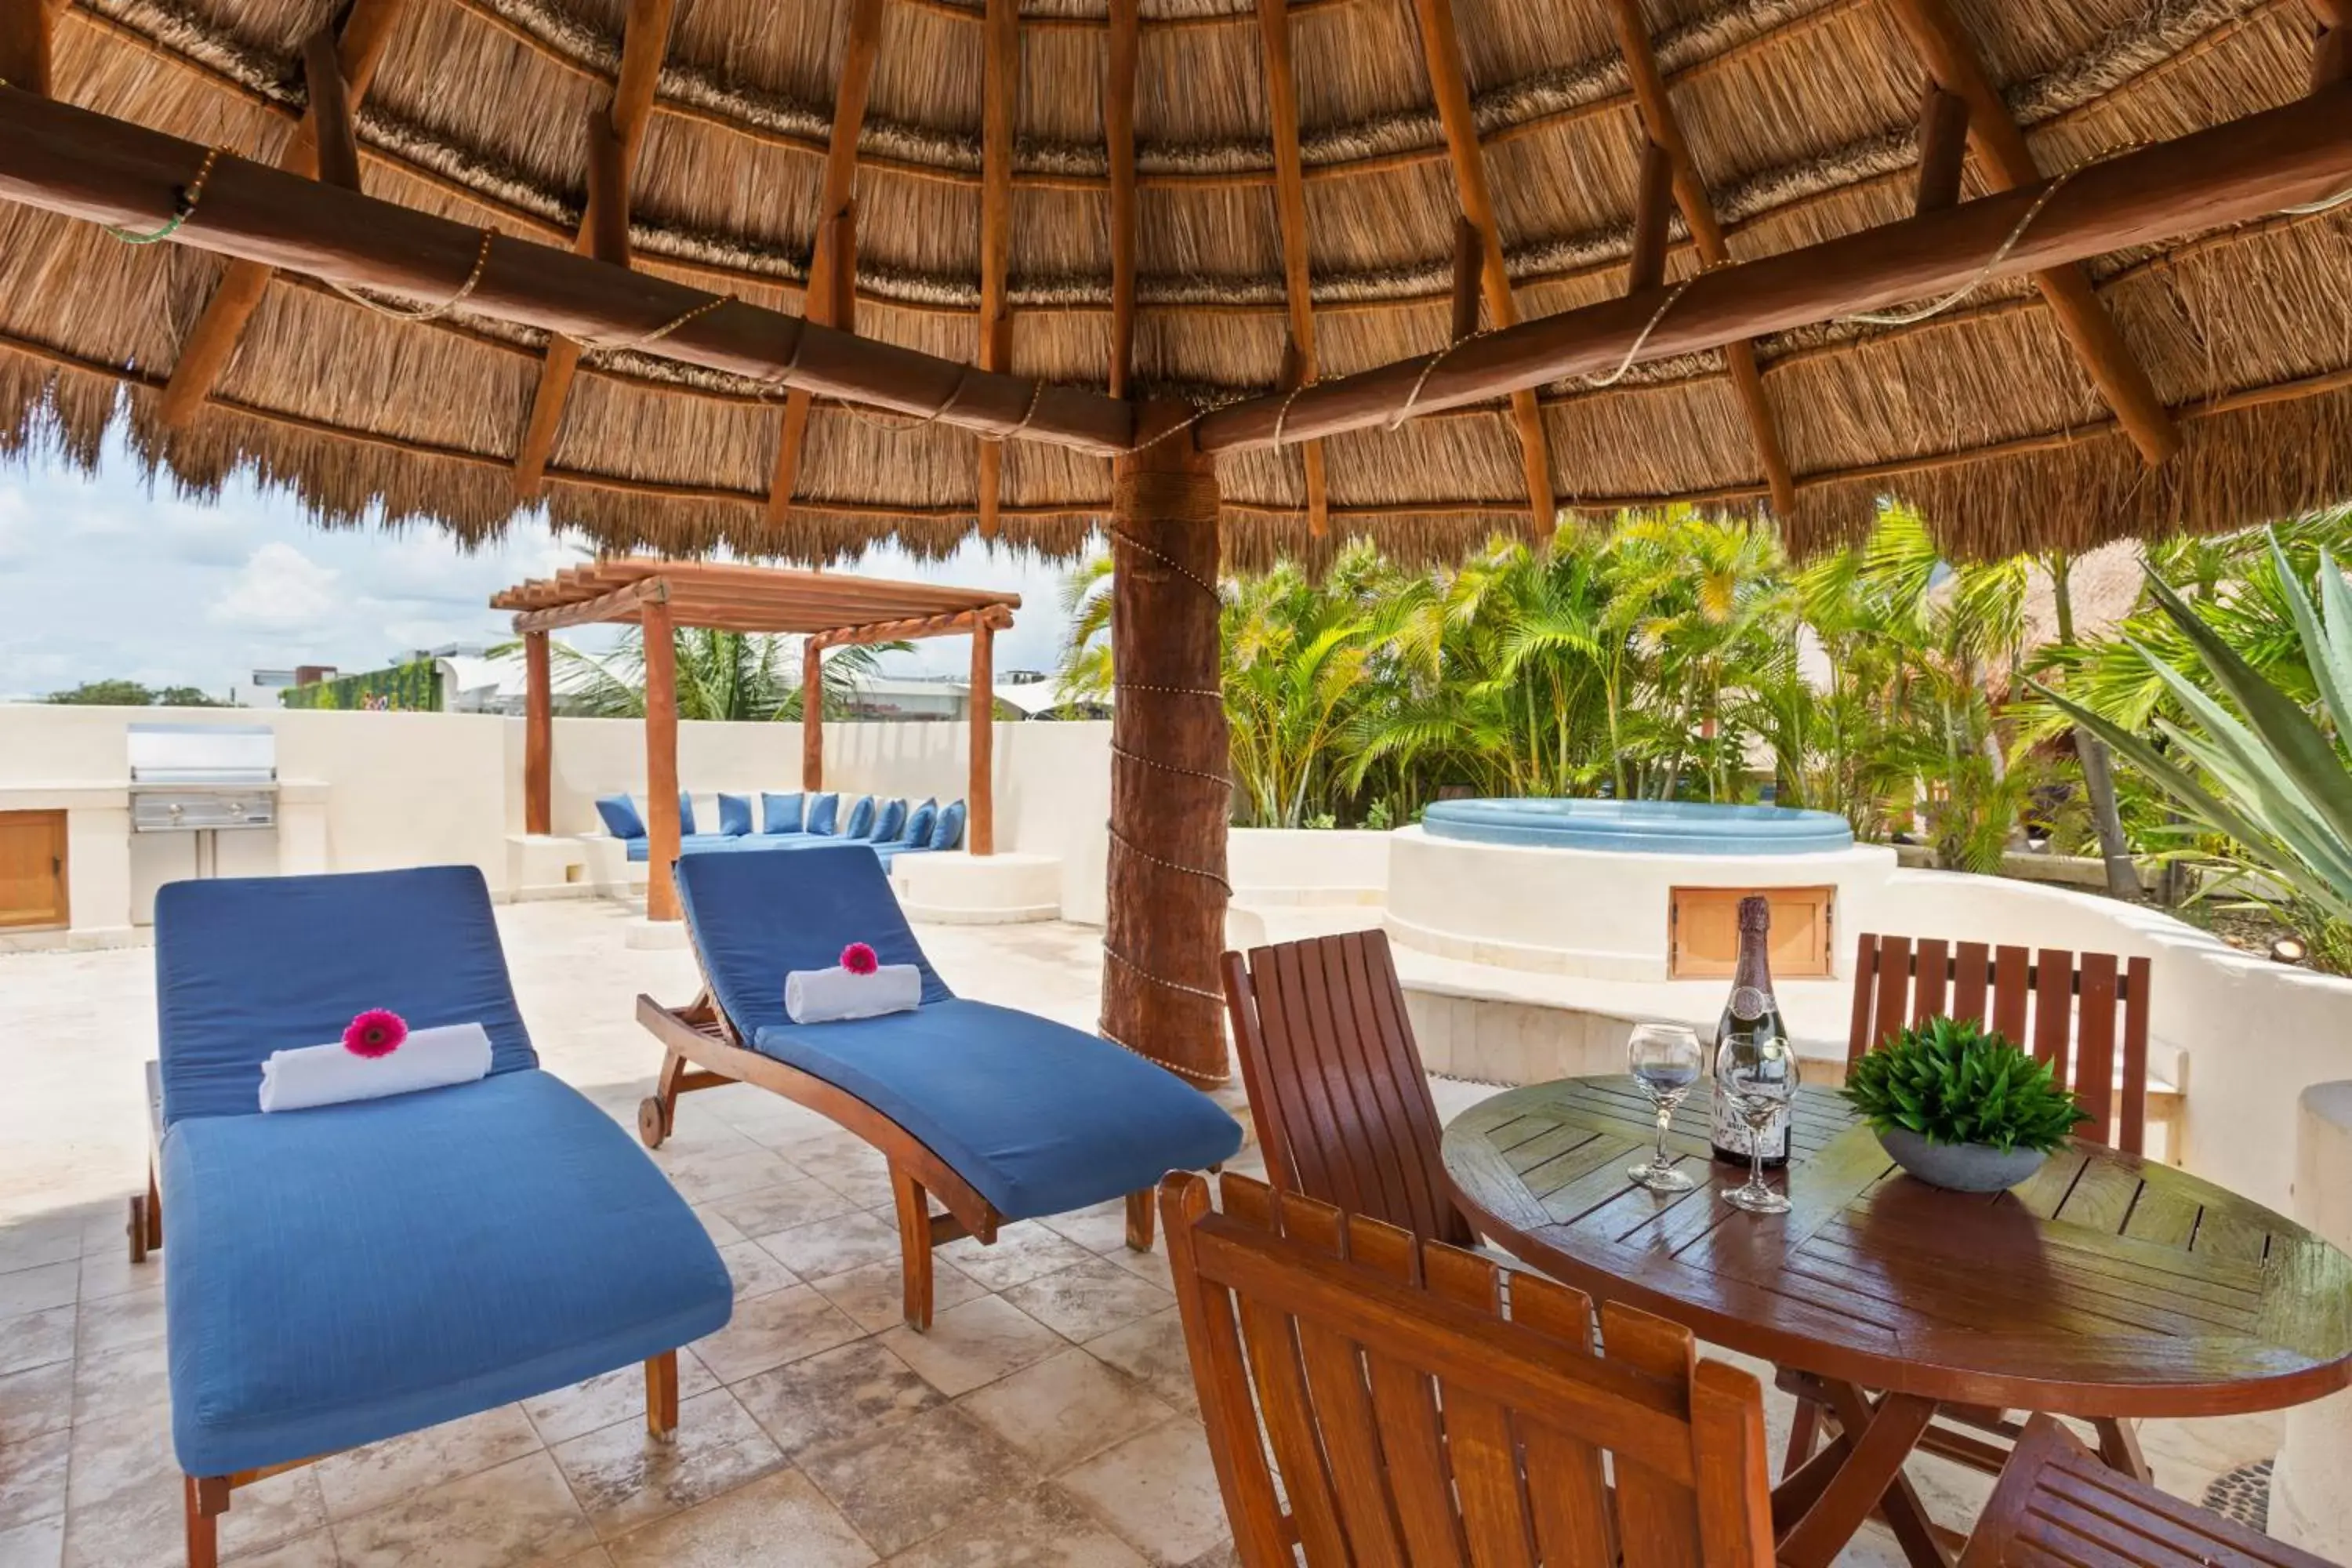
[2034,532,2352,925]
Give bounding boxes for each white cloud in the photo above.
[208,543,344,636]
[0,492,31,568]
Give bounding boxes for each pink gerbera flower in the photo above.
[343,1008,408,1058]
[840,942,880,976]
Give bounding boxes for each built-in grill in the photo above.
[128,724,278,834]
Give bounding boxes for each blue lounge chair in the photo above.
[639,845,1243,1330]
[147,868,732,1566]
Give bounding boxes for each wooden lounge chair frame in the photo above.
[637,982,1157,1332]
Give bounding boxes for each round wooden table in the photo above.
[1443,1076,2352,1568]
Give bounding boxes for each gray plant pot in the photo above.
[1876,1127,2047,1193]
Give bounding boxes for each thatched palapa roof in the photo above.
[1,0,2349,567]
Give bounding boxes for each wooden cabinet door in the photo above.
[1669,885,1832,978]
[0,811,69,930]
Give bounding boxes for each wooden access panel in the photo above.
[0,811,68,930]
[1670,884,1832,978]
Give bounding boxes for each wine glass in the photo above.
[1626,1024,1703,1192]
[1716,1034,1798,1214]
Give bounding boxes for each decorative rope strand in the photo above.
[1112,525,1221,601]
[1107,823,1232,894]
[1095,1022,1228,1083]
[1111,740,1232,788]
[104,145,223,245]
[581,292,732,360]
[1102,942,1225,1003]
[1837,165,2085,328]
[326,227,496,322]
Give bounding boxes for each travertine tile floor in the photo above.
[0,899,2281,1566]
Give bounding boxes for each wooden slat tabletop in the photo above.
[1443,1076,2352,1418]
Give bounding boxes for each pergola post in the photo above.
[641,590,681,922]
[1100,406,1229,1087]
[969,617,994,855]
[801,637,824,792]
[523,630,552,836]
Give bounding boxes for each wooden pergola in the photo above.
[492,559,1018,922]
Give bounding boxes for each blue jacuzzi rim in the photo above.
[1420,797,1855,856]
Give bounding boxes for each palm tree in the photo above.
[538,630,902,720]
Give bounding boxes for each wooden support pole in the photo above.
[1102,403,1228,1086]
[0,0,53,97]
[1883,0,2179,466]
[299,30,361,192]
[1626,140,1674,292]
[642,590,681,923]
[1914,86,1970,214]
[2319,23,2348,88]
[154,0,409,430]
[968,620,995,855]
[1191,86,2352,452]
[1409,0,1555,539]
[1257,0,1329,540]
[977,0,1020,539]
[801,637,824,792]
[1449,216,1484,342]
[1106,0,1140,397]
[585,109,632,269]
[524,630,552,836]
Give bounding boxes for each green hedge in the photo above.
[282,659,442,712]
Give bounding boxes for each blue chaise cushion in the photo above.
[841,796,876,840]
[717,793,754,837]
[931,800,967,851]
[673,848,1241,1220]
[805,792,840,836]
[760,793,804,834]
[902,800,937,847]
[873,799,908,844]
[594,795,645,840]
[163,1070,731,1476]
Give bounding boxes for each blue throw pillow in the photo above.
[805,792,840,836]
[717,793,753,837]
[593,794,646,840]
[843,796,877,840]
[678,793,698,835]
[760,793,804,834]
[931,800,967,851]
[873,799,907,844]
[902,800,937,848]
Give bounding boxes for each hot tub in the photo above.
[1421,798,1854,855]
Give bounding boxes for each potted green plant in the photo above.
[1841,1016,2089,1192]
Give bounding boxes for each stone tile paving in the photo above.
[0,899,2282,1565]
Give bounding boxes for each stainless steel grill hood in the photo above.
[127,724,278,832]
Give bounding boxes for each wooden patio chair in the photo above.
[1219,928,1479,1247]
[1960,1415,2330,1568]
[1160,1168,1776,1568]
[1788,932,2158,1485]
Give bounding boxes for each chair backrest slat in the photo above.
[1846,934,2152,1152]
[1161,1171,1774,1568]
[1223,931,1479,1247]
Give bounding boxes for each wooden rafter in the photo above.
[2310,0,2346,86]
[1883,0,2180,467]
[0,0,53,96]
[1106,0,1139,396]
[299,29,360,192]
[1603,0,1798,518]
[1627,140,1674,292]
[976,0,1020,538]
[765,0,886,525]
[1915,85,1969,214]
[1407,0,1555,539]
[511,0,677,497]
[815,604,1015,650]
[1257,0,1328,537]
[154,0,409,430]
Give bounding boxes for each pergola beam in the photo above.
[1192,85,2352,452]
[1603,0,1797,518]
[512,0,677,497]
[1408,0,1555,539]
[0,87,1137,453]
[510,576,667,633]
[1257,0,1329,538]
[765,0,885,524]
[976,0,1020,537]
[1883,0,2180,467]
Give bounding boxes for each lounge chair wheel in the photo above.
[127,1194,148,1264]
[637,1097,670,1149]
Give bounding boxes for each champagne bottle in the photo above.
[1711,895,1792,1167]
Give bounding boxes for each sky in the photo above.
[0,430,1083,702]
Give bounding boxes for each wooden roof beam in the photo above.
[815,605,1016,651]
[512,0,677,497]
[299,29,361,192]
[1258,0,1329,537]
[977,0,1020,539]
[1409,0,1555,539]
[1915,85,1969,213]
[1106,0,1139,397]
[1626,140,1673,292]
[154,0,409,430]
[766,0,885,526]
[1603,0,1798,519]
[1192,85,2352,451]
[0,0,53,96]
[1882,0,2180,467]
[0,89,1135,452]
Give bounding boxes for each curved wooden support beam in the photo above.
[1408,0,1555,538]
[977,0,1020,539]
[154,0,409,430]
[1603,0,1797,518]
[1882,0,2180,467]
[1258,0,1329,538]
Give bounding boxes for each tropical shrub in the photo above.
[1842,1017,2087,1152]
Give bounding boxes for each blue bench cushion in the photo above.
[841,796,877,841]
[594,795,645,840]
[931,800,967,851]
[154,868,535,1126]
[677,793,699,835]
[163,1069,731,1476]
[805,792,840,836]
[673,848,1240,1220]
[717,793,754,837]
[760,792,804,834]
[873,799,908,844]
[624,833,743,861]
[902,800,937,848]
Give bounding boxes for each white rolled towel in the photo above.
[785,964,924,1025]
[258,1022,495,1113]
